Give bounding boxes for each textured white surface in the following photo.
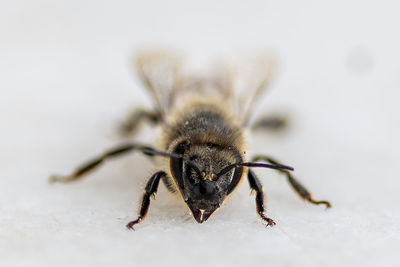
[1,1,399,266]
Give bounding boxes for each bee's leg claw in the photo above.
[49,174,75,183]
[262,216,276,227]
[126,219,141,230]
[309,199,332,209]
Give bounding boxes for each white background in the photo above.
[1,1,399,266]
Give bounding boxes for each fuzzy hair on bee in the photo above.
[50,51,331,229]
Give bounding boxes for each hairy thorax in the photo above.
[161,96,244,151]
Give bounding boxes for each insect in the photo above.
[50,52,331,229]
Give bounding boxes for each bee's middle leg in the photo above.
[119,109,160,136]
[251,155,331,208]
[251,115,287,132]
[247,169,276,227]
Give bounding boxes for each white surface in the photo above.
[1,1,399,266]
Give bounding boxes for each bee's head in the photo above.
[170,142,244,223]
[168,141,293,223]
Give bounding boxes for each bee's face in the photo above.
[170,142,243,223]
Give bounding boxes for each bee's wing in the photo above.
[136,52,184,118]
[136,51,276,126]
[225,53,277,126]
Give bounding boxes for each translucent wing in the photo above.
[136,51,232,117]
[136,51,276,126]
[224,53,277,126]
[136,51,184,118]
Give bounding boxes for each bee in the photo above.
[50,51,331,229]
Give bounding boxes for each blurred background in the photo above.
[1,0,399,266]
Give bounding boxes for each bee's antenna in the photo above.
[217,162,294,178]
[140,146,184,159]
[184,160,202,177]
[144,146,203,177]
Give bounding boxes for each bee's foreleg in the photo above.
[247,169,276,227]
[50,144,162,183]
[251,155,331,208]
[126,171,166,230]
[119,109,160,136]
